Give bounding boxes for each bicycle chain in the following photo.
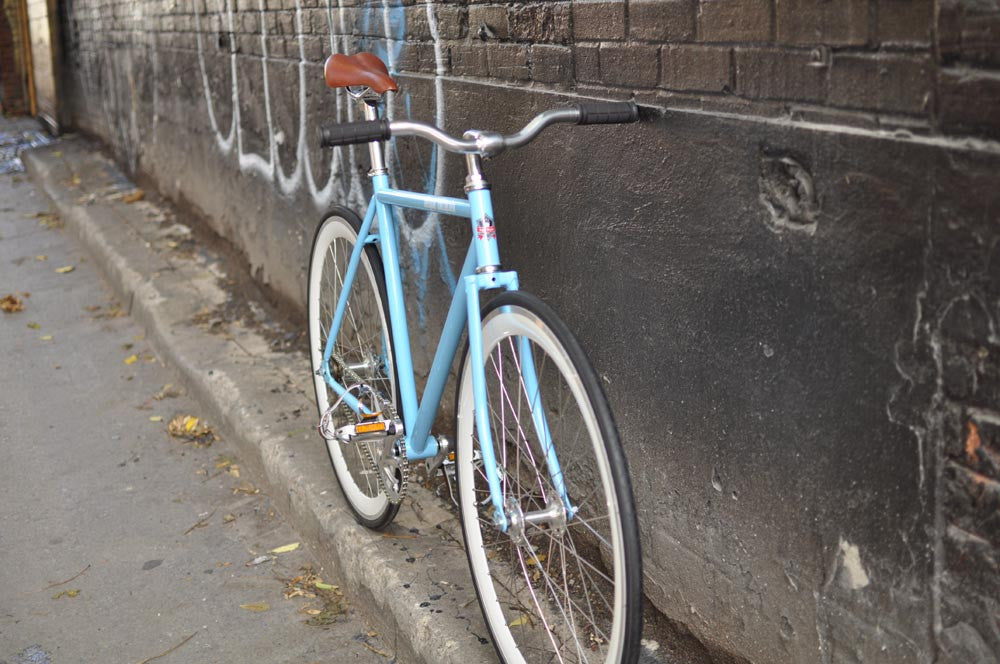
[327,348,408,505]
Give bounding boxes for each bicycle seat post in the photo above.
[348,86,388,177]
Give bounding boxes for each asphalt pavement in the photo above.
[0,118,391,663]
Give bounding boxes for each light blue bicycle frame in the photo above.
[318,161,571,531]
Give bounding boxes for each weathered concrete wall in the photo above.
[54,1,1000,663]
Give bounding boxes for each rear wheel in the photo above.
[308,209,399,530]
[455,291,642,663]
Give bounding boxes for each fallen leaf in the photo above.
[304,609,322,616]
[149,415,163,422]
[526,553,547,566]
[35,255,47,261]
[121,190,145,204]
[27,322,41,330]
[214,456,234,469]
[153,383,180,400]
[232,482,258,495]
[70,175,81,186]
[167,415,217,447]
[367,630,378,638]
[227,465,240,478]
[222,513,236,523]
[124,354,138,365]
[194,468,208,476]
[313,582,336,591]
[0,294,24,313]
[166,240,179,249]
[40,335,53,341]
[270,542,300,554]
[246,555,273,567]
[52,589,81,600]
[508,614,529,628]
[55,265,75,274]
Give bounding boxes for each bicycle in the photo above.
[309,52,643,664]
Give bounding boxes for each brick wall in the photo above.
[0,2,30,114]
[55,1,1000,663]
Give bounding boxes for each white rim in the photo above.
[456,304,627,664]
[308,216,394,521]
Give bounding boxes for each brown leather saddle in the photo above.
[324,53,398,94]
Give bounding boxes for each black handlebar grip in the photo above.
[576,100,640,125]
[320,119,392,147]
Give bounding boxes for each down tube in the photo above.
[405,245,477,459]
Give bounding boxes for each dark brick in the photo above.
[661,44,731,92]
[575,43,601,82]
[961,14,1000,67]
[450,41,489,77]
[938,67,1000,140]
[487,43,530,80]
[572,1,626,41]
[828,53,931,114]
[699,0,772,43]
[734,47,826,102]
[775,0,868,46]
[397,41,438,74]
[509,3,570,43]
[436,5,469,40]
[404,6,432,41]
[629,0,695,42]
[531,44,573,85]
[599,44,660,88]
[469,5,509,40]
[876,0,932,46]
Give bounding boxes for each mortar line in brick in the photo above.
[391,68,1000,153]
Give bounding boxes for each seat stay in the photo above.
[321,201,379,416]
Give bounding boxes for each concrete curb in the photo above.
[24,140,496,664]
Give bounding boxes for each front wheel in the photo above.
[455,291,642,664]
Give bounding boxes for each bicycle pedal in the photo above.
[333,416,403,444]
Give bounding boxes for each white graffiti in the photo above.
[193,0,449,252]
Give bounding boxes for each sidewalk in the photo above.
[19,130,498,664]
[0,120,389,663]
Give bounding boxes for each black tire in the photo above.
[454,291,643,664]
[308,207,400,530]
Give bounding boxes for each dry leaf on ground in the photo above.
[52,589,80,600]
[149,415,163,422]
[239,603,270,612]
[124,354,138,365]
[153,383,181,400]
[1,294,24,313]
[270,542,300,554]
[121,189,145,204]
[167,415,218,447]
[54,265,75,274]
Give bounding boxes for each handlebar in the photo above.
[319,100,639,156]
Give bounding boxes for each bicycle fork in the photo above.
[462,159,575,534]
